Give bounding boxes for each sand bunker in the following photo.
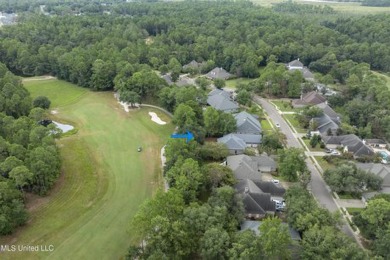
[114,93,139,112]
[149,112,166,125]
[51,109,58,114]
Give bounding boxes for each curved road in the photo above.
[254,96,358,243]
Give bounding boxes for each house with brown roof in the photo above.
[292,91,326,108]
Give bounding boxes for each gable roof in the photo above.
[205,67,233,80]
[302,67,314,80]
[208,88,231,98]
[183,60,205,70]
[365,139,387,145]
[218,134,246,151]
[207,94,239,112]
[302,91,327,105]
[322,134,374,157]
[252,155,277,171]
[162,74,173,85]
[241,220,301,240]
[356,163,390,187]
[312,114,339,134]
[287,59,304,69]
[236,180,275,214]
[234,111,262,134]
[235,179,286,215]
[227,154,261,181]
[233,134,262,144]
[315,103,341,123]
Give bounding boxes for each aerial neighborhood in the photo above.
[0,0,390,259]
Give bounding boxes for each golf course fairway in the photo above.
[0,78,174,259]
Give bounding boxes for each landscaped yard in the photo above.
[270,100,295,112]
[282,114,306,133]
[0,78,174,260]
[314,156,334,172]
[225,77,254,89]
[346,207,364,216]
[261,118,273,133]
[303,138,324,152]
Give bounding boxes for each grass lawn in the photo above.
[270,100,294,112]
[338,193,358,199]
[282,114,306,133]
[0,78,174,259]
[303,139,324,152]
[346,207,364,216]
[261,119,273,133]
[225,78,254,89]
[22,78,88,108]
[314,156,334,171]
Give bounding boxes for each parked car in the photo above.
[137,146,142,152]
[272,179,280,184]
[331,150,340,155]
[275,123,280,128]
[324,148,332,153]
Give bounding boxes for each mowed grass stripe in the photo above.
[0,79,173,259]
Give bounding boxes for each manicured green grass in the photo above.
[338,193,357,199]
[270,100,294,112]
[225,78,254,89]
[282,114,306,133]
[22,78,88,108]
[261,119,273,133]
[346,207,364,215]
[314,156,334,171]
[0,78,174,259]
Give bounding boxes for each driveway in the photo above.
[254,96,358,242]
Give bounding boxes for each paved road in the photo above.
[254,96,358,241]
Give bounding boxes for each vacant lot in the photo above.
[0,78,173,259]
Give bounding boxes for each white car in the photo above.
[275,123,280,128]
[272,179,280,184]
[331,150,340,155]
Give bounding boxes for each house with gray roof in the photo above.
[315,102,341,123]
[253,154,277,172]
[182,60,206,71]
[234,111,262,135]
[292,91,327,108]
[311,114,339,135]
[365,139,387,149]
[287,59,304,70]
[322,134,375,158]
[241,220,301,240]
[205,67,233,80]
[207,89,238,113]
[218,134,246,155]
[302,68,314,81]
[356,163,390,188]
[235,179,286,219]
[227,154,261,180]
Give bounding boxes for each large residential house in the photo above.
[234,111,262,135]
[207,89,239,113]
[227,154,261,180]
[322,134,375,158]
[218,111,263,151]
[356,163,390,188]
[311,113,339,135]
[292,91,327,108]
[218,134,247,155]
[182,60,206,72]
[161,74,196,87]
[235,179,285,219]
[226,154,277,181]
[205,67,233,80]
[287,59,314,81]
[241,220,301,240]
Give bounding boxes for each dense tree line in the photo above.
[1,2,390,100]
[353,194,390,258]
[285,185,367,259]
[0,63,60,234]
[272,1,336,14]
